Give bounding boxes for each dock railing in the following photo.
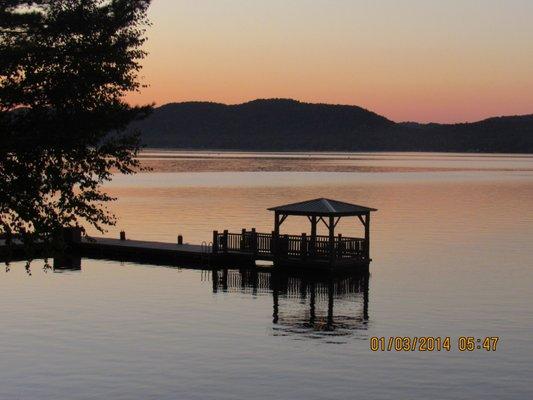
[213,230,366,261]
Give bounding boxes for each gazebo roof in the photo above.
[268,198,377,216]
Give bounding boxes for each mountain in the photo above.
[131,99,533,152]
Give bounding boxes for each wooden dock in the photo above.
[1,234,370,271]
[75,231,369,271]
[1,198,376,272]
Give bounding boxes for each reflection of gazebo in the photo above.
[213,198,377,270]
[209,268,369,338]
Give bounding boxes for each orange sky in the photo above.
[126,0,533,123]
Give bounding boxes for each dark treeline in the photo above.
[132,99,533,152]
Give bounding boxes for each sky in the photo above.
[125,0,533,123]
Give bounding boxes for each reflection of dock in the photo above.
[208,268,370,338]
[2,248,370,339]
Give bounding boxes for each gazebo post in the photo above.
[310,215,317,256]
[274,211,281,257]
[328,215,335,264]
[364,212,370,261]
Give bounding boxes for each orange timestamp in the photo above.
[370,336,499,352]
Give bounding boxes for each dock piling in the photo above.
[223,230,228,253]
[301,233,307,260]
[251,228,257,256]
[212,230,219,253]
[240,228,246,250]
[271,230,277,258]
[62,227,82,245]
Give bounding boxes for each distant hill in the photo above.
[131,99,533,152]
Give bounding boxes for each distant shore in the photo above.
[130,99,533,154]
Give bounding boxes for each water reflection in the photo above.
[138,151,533,173]
[208,268,369,341]
[9,254,370,341]
[23,256,371,339]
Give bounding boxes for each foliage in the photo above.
[0,0,152,252]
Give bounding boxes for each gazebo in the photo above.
[213,198,377,270]
[268,198,377,267]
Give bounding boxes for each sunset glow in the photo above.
[125,0,533,123]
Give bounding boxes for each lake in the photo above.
[1,152,532,399]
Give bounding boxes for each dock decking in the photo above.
[77,236,255,267]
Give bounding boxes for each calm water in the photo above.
[1,152,532,399]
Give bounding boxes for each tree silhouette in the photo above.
[0,0,152,253]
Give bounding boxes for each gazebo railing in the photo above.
[213,230,366,261]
